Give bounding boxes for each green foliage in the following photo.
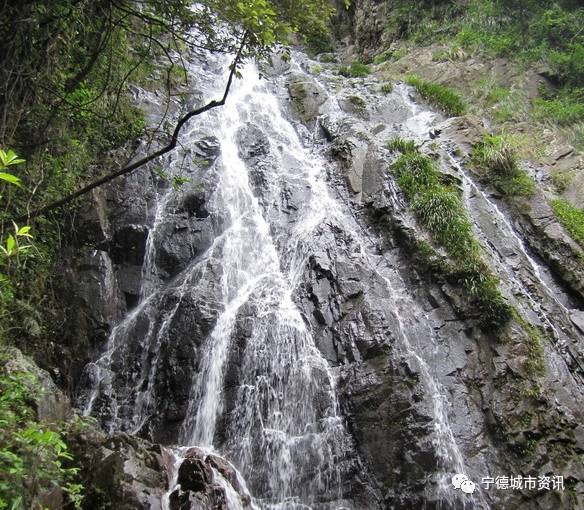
[386,137,416,154]
[534,89,584,126]
[381,83,394,94]
[377,1,584,133]
[303,32,334,56]
[0,150,25,188]
[551,198,584,248]
[373,48,407,64]
[405,75,466,116]
[390,142,512,330]
[0,360,83,509]
[339,61,371,78]
[171,176,191,190]
[471,135,535,196]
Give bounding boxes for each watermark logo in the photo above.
[452,474,565,493]
[452,474,476,494]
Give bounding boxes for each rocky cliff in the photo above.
[34,22,584,510]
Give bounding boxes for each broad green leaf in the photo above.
[16,226,32,237]
[0,173,22,187]
[6,235,15,254]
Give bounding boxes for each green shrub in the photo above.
[405,74,466,116]
[0,360,83,509]
[339,61,371,78]
[551,198,584,248]
[550,43,584,86]
[534,89,584,126]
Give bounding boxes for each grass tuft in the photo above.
[471,135,535,196]
[381,82,394,94]
[386,136,416,154]
[339,61,371,78]
[390,141,513,330]
[551,198,584,248]
[405,74,466,116]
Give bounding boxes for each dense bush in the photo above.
[0,354,83,509]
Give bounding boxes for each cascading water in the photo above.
[76,40,584,510]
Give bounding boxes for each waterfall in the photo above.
[76,40,584,509]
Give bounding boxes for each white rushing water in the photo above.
[78,49,554,509]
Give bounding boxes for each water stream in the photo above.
[76,46,584,509]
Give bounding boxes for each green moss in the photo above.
[381,83,394,94]
[405,74,466,116]
[348,95,367,110]
[471,134,535,197]
[551,198,584,248]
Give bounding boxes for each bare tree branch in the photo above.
[18,31,248,222]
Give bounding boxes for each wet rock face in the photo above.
[287,72,327,123]
[168,448,252,510]
[68,429,167,510]
[64,44,584,510]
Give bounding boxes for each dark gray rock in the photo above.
[68,429,167,510]
[287,72,327,123]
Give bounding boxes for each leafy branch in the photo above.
[19,31,248,222]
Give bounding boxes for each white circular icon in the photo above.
[461,480,476,494]
[452,473,468,489]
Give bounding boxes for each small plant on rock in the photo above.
[471,135,535,197]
